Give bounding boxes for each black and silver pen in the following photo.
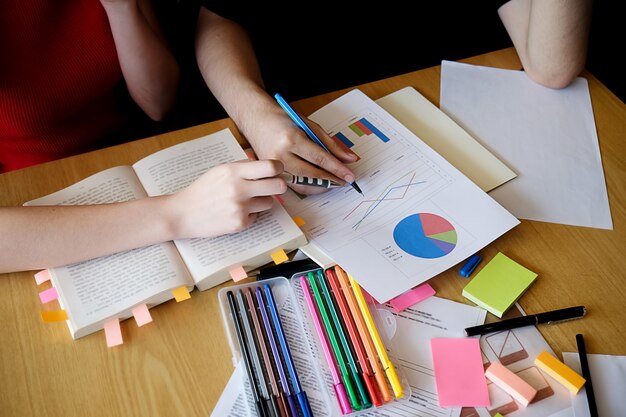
[281,172,343,189]
[464,306,586,336]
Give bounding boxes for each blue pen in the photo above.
[274,93,364,196]
[264,283,314,417]
[459,254,482,277]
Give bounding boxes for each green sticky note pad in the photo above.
[462,252,537,317]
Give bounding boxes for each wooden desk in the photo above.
[1,48,624,417]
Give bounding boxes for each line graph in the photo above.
[343,171,427,230]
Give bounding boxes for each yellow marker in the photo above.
[40,310,68,322]
[172,286,191,302]
[348,274,403,398]
[270,249,289,265]
[534,351,585,393]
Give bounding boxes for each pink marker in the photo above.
[300,276,352,414]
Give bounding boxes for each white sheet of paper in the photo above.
[282,89,519,303]
[440,60,612,230]
[209,359,253,417]
[563,352,626,416]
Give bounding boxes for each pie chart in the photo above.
[393,213,457,258]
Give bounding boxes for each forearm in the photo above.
[0,197,175,273]
[101,0,179,120]
[194,9,278,141]
[499,0,592,88]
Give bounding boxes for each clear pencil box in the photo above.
[218,267,411,417]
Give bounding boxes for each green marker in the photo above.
[316,270,372,409]
[307,272,362,411]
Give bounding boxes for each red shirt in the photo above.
[0,1,126,173]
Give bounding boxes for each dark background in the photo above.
[137,1,623,141]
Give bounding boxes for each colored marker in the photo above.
[300,276,352,414]
[459,254,482,277]
[307,271,362,411]
[349,274,404,398]
[325,268,382,407]
[226,291,268,417]
[334,265,392,402]
[255,287,300,417]
[264,283,313,417]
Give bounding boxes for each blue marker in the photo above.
[264,283,314,417]
[460,254,482,277]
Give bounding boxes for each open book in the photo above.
[26,129,307,339]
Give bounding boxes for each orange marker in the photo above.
[334,265,392,402]
[326,268,382,406]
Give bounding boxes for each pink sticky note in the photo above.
[431,338,490,407]
[34,269,51,285]
[229,266,248,282]
[132,304,153,327]
[389,283,436,312]
[485,362,537,407]
[38,287,59,304]
[104,318,123,347]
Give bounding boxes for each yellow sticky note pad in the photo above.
[293,216,305,227]
[534,351,585,393]
[172,286,191,302]
[41,310,68,322]
[271,249,288,265]
[229,266,248,282]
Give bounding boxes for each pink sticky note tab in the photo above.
[39,287,59,304]
[34,269,51,285]
[132,304,152,327]
[431,338,490,407]
[485,362,537,407]
[389,283,436,312]
[104,318,123,348]
[229,266,248,282]
[275,195,285,205]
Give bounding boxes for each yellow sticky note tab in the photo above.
[534,351,585,393]
[293,216,305,227]
[271,249,288,265]
[172,286,191,302]
[229,266,248,282]
[103,318,123,347]
[132,304,152,327]
[41,310,68,322]
[34,269,51,285]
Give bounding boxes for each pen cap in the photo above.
[334,383,352,415]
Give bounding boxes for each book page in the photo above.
[133,129,306,290]
[280,89,520,303]
[25,166,193,338]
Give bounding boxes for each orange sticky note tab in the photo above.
[39,287,59,304]
[172,286,191,302]
[485,362,537,406]
[293,216,305,227]
[40,310,68,322]
[229,266,248,282]
[534,351,585,393]
[104,318,123,347]
[271,249,288,265]
[34,269,51,285]
[132,304,152,327]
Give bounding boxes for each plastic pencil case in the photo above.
[218,274,411,417]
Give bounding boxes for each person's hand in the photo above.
[164,159,287,239]
[244,105,360,195]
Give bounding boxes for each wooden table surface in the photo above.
[1,47,624,417]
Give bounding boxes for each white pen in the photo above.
[281,172,343,189]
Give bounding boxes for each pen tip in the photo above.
[351,182,364,195]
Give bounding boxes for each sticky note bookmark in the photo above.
[389,283,436,312]
[38,287,59,304]
[104,318,123,348]
[172,286,191,302]
[534,351,585,393]
[40,310,68,322]
[34,269,51,285]
[485,362,537,406]
[270,249,288,265]
[431,338,490,407]
[293,216,305,227]
[132,304,152,327]
[229,266,248,282]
